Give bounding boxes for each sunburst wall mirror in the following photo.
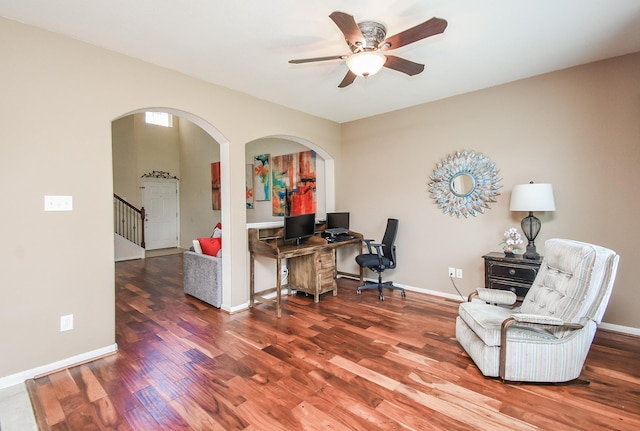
[428,150,502,218]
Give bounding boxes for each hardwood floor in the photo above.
[28,254,640,430]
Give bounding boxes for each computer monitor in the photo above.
[326,212,349,230]
[283,213,316,245]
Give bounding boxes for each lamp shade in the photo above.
[509,183,556,212]
[346,51,386,77]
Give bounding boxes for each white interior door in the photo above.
[143,180,179,250]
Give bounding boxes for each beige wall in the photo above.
[0,17,340,382]
[111,116,138,205]
[340,52,640,328]
[177,117,221,247]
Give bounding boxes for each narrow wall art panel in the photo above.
[211,161,221,210]
[253,154,271,201]
[246,164,254,209]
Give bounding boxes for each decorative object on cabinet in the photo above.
[509,182,556,259]
[428,150,502,218]
[483,252,541,299]
[459,239,619,383]
[500,227,523,256]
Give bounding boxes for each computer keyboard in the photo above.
[327,235,355,243]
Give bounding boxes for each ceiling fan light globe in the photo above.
[346,51,386,77]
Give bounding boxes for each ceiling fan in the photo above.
[289,11,448,88]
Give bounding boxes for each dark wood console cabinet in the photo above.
[482,252,542,299]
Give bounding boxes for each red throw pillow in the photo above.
[198,237,221,256]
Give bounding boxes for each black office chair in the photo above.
[355,218,405,301]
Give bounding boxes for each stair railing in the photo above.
[113,194,145,248]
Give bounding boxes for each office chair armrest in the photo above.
[368,243,386,266]
[361,238,375,253]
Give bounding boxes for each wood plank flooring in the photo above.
[28,254,640,430]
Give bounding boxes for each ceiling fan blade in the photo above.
[338,70,357,88]
[329,11,364,48]
[384,55,425,76]
[382,17,448,50]
[289,55,346,64]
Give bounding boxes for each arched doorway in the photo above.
[112,107,232,305]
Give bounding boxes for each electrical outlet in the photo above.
[448,267,455,277]
[456,268,463,278]
[281,264,288,275]
[60,314,73,331]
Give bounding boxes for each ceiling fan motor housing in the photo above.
[354,21,387,52]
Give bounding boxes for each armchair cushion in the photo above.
[458,301,515,346]
[519,239,595,324]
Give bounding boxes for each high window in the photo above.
[145,112,173,127]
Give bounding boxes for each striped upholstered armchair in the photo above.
[456,239,619,383]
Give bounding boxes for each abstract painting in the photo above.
[271,150,316,216]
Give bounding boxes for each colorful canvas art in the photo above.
[211,162,221,210]
[246,164,254,209]
[253,154,270,201]
[271,150,316,216]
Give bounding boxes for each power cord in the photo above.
[449,275,466,301]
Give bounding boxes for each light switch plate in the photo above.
[44,195,73,211]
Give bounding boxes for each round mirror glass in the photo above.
[450,172,476,197]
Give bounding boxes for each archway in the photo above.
[112,107,233,309]
[245,134,336,221]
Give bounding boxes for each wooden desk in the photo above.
[248,226,363,317]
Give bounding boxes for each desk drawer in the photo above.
[317,250,336,294]
[317,250,335,269]
[488,263,538,283]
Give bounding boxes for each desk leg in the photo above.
[249,253,255,308]
[276,256,282,318]
[359,242,364,284]
[332,249,338,297]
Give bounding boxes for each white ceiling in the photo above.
[2,0,640,123]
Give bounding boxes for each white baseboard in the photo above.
[598,322,640,336]
[222,277,640,337]
[343,276,640,336]
[0,343,118,390]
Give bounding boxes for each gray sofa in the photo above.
[183,251,222,308]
